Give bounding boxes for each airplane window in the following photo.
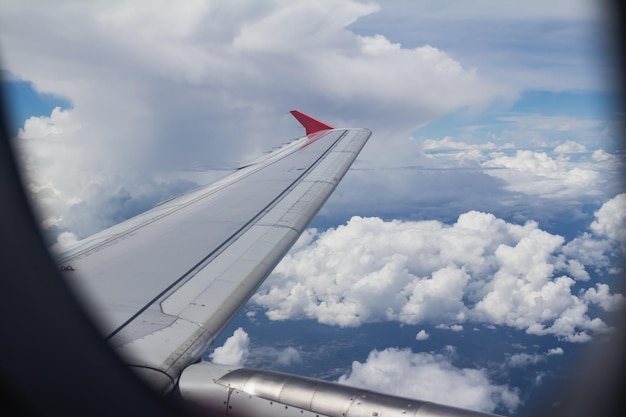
[1,2,624,417]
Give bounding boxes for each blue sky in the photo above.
[1,1,624,415]
[419,91,617,140]
[1,72,72,135]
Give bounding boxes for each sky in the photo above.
[1,1,624,415]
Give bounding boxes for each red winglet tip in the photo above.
[290,110,334,135]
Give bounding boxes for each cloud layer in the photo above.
[253,195,625,342]
[506,347,564,368]
[2,1,620,250]
[320,129,623,231]
[1,0,517,242]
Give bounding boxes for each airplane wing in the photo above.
[47,111,499,417]
[56,110,370,392]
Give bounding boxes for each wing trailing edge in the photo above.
[290,110,335,135]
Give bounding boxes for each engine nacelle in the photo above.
[177,362,499,417]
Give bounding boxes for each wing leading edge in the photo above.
[59,111,370,392]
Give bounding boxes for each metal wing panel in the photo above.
[59,127,371,392]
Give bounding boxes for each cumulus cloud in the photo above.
[254,204,624,342]
[436,324,464,332]
[348,1,610,93]
[273,346,302,366]
[506,352,546,368]
[506,347,563,368]
[14,106,199,239]
[415,330,429,340]
[209,327,250,366]
[50,231,80,254]
[590,193,626,244]
[547,347,564,355]
[482,150,600,198]
[420,136,507,167]
[554,141,587,154]
[250,345,303,367]
[582,284,625,312]
[208,328,303,368]
[337,347,520,414]
[562,194,626,273]
[503,346,564,382]
[592,149,613,161]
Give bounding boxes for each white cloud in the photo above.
[18,107,80,139]
[562,233,613,271]
[254,206,623,342]
[560,258,591,281]
[506,347,564,368]
[590,193,626,243]
[1,0,515,241]
[50,231,80,254]
[482,150,601,198]
[547,347,564,355]
[554,141,587,154]
[3,2,619,249]
[250,345,303,367]
[562,194,626,271]
[415,330,429,340]
[14,107,199,239]
[507,352,546,368]
[592,149,613,161]
[209,328,302,368]
[328,134,620,229]
[209,327,250,366]
[497,115,603,133]
[422,136,498,151]
[337,347,520,414]
[436,324,464,332]
[346,1,611,92]
[370,0,601,21]
[274,346,302,366]
[582,284,625,312]
[420,136,505,166]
